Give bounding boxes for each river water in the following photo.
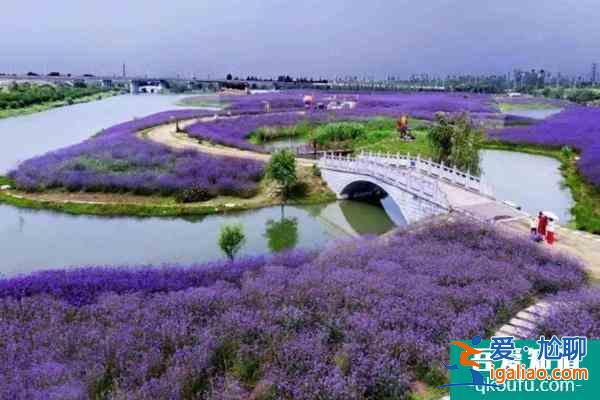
[504,108,563,120]
[0,94,193,173]
[0,96,574,275]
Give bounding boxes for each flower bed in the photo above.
[490,106,600,187]
[185,111,321,151]
[0,220,586,399]
[9,110,264,197]
[535,289,600,337]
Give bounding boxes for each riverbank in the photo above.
[0,168,335,218]
[0,90,121,120]
[484,141,600,233]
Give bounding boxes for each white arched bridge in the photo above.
[318,151,525,224]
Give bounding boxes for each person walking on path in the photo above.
[537,212,548,237]
[530,217,538,240]
[546,219,556,245]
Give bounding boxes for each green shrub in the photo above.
[311,122,367,145]
[365,117,396,131]
[175,187,216,203]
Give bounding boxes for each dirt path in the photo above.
[144,118,317,167]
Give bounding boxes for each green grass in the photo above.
[353,128,432,157]
[0,176,13,186]
[0,90,120,120]
[249,121,316,145]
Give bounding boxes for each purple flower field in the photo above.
[225,91,497,117]
[0,220,587,399]
[185,91,498,152]
[9,110,264,196]
[535,288,600,337]
[9,91,500,194]
[490,106,600,186]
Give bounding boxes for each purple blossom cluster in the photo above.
[490,106,600,186]
[0,220,586,399]
[9,110,264,196]
[185,112,325,151]
[535,288,600,338]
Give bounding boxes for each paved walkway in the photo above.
[145,118,316,167]
[439,181,526,221]
[499,218,600,281]
[494,300,551,339]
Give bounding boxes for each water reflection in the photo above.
[0,199,397,276]
[504,108,562,120]
[264,216,299,252]
[339,199,396,235]
[480,150,573,222]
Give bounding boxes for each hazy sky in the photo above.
[2,0,598,78]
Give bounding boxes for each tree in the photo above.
[266,149,297,198]
[428,112,485,175]
[218,224,246,261]
[226,73,233,81]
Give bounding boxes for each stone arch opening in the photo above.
[341,180,388,203]
[340,180,408,226]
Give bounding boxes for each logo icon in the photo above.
[439,336,501,388]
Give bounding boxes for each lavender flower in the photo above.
[0,220,587,398]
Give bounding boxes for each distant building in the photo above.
[130,80,167,94]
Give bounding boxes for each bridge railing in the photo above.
[356,151,494,197]
[318,153,450,209]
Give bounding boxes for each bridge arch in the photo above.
[320,168,447,224]
[341,180,388,201]
[317,152,524,225]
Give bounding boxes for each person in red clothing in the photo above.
[537,211,548,237]
[546,221,556,245]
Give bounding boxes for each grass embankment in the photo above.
[0,168,335,218]
[176,96,225,109]
[0,90,120,119]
